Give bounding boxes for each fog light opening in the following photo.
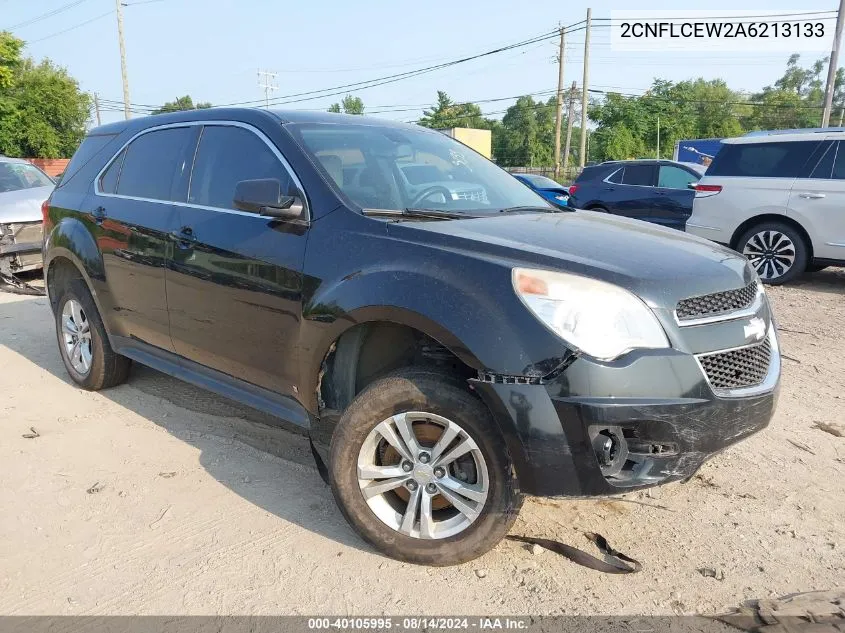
[598,430,620,467]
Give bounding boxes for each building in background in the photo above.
[438,128,492,159]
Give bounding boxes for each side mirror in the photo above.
[233,179,304,220]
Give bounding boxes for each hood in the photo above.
[0,186,53,223]
[394,210,752,309]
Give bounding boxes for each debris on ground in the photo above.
[718,589,845,632]
[813,422,845,438]
[787,438,816,455]
[86,482,105,494]
[530,543,544,556]
[158,471,177,478]
[21,426,39,439]
[697,567,725,581]
[474,569,488,579]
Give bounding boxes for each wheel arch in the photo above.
[730,214,814,259]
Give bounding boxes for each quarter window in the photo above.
[99,148,125,194]
[832,142,845,179]
[808,142,835,179]
[658,165,698,189]
[188,125,291,209]
[116,127,196,201]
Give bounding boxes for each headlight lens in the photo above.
[512,268,669,360]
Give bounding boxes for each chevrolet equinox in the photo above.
[43,109,781,565]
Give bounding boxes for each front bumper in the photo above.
[0,222,44,274]
[473,331,780,497]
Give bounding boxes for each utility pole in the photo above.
[822,0,845,127]
[94,92,102,126]
[257,69,279,109]
[562,81,577,174]
[656,115,660,159]
[578,8,592,168]
[553,27,566,181]
[115,0,131,120]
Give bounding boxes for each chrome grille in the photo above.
[453,189,488,203]
[676,280,758,321]
[698,338,772,391]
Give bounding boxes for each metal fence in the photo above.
[507,166,581,184]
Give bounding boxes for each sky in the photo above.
[3,0,840,126]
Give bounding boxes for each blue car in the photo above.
[512,173,570,209]
[567,159,705,230]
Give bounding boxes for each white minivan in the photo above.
[687,132,845,284]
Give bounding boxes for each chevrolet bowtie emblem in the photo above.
[743,317,767,343]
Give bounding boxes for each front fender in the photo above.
[297,265,572,413]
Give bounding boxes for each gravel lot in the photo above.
[0,269,843,616]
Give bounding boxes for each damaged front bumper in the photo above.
[472,328,780,497]
[0,221,44,275]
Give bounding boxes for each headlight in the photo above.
[512,268,669,360]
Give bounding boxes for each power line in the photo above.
[28,10,114,43]
[6,0,92,30]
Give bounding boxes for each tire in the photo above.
[588,205,610,213]
[736,222,808,285]
[806,264,829,273]
[54,278,131,390]
[329,368,522,566]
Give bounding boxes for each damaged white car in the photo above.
[0,156,54,284]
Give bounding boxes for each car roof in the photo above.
[87,107,422,137]
[724,131,845,144]
[0,156,30,164]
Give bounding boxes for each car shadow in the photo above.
[790,266,845,296]
[0,293,376,557]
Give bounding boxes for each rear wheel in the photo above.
[329,369,522,565]
[54,279,131,390]
[736,222,808,285]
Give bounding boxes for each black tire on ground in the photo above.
[806,264,829,273]
[736,221,808,285]
[588,205,610,213]
[328,368,523,566]
[54,278,131,390]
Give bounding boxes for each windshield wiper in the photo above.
[497,205,565,214]
[362,208,478,220]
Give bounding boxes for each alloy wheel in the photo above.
[742,230,796,280]
[356,411,489,540]
[61,299,92,375]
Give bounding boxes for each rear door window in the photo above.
[116,127,197,202]
[606,168,623,184]
[808,142,836,179]
[831,142,845,179]
[188,125,292,210]
[621,164,656,186]
[707,141,819,178]
[658,165,698,189]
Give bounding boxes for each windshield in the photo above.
[289,122,552,213]
[0,162,54,193]
[521,174,563,189]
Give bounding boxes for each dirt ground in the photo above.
[0,269,843,617]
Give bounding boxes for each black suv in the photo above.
[44,109,780,565]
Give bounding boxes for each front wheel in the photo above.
[328,369,522,566]
[736,222,808,285]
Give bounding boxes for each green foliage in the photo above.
[418,91,490,129]
[151,95,212,114]
[328,94,364,114]
[0,34,91,159]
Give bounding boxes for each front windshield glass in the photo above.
[289,122,552,213]
[522,174,563,189]
[0,162,54,193]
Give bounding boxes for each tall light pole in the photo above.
[115,0,131,120]
[822,0,845,127]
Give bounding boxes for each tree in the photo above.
[0,32,91,158]
[418,91,489,129]
[328,94,364,114]
[151,95,212,114]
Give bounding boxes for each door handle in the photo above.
[92,206,106,225]
[169,226,197,249]
[799,192,826,199]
